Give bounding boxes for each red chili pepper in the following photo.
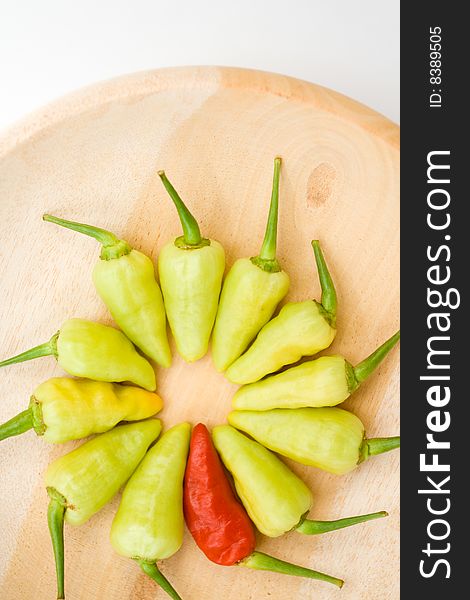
[183,423,343,587]
[183,422,255,565]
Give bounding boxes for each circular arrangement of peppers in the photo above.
[0,158,400,600]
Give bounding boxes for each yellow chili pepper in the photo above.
[157,171,225,362]
[211,157,290,372]
[43,214,171,368]
[232,330,400,410]
[0,377,163,443]
[46,419,161,598]
[225,240,337,384]
[0,318,156,390]
[228,407,400,475]
[111,423,191,600]
[213,425,386,538]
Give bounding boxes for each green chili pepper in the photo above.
[212,425,387,538]
[228,408,400,475]
[232,330,400,410]
[211,157,290,372]
[225,240,337,384]
[0,318,156,390]
[111,422,191,600]
[157,171,225,362]
[43,214,171,368]
[46,419,161,599]
[0,377,163,444]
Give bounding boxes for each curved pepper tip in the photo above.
[0,408,34,442]
[254,156,283,268]
[297,509,388,535]
[311,239,337,326]
[137,559,182,600]
[241,551,344,588]
[158,169,204,246]
[350,329,401,391]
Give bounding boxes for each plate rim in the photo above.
[0,65,399,158]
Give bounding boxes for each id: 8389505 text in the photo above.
[429,26,442,108]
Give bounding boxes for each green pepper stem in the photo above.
[158,171,202,246]
[0,408,33,441]
[137,560,182,600]
[311,240,337,327]
[258,156,282,263]
[47,489,67,599]
[296,510,388,535]
[43,214,118,246]
[43,214,130,260]
[359,436,401,463]
[240,551,343,588]
[0,333,58,368]
[352,330,400,387]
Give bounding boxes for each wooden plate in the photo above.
[0,66,399,600]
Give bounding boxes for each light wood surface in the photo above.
[0,66,399,600]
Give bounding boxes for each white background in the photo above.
[0,0,399,133]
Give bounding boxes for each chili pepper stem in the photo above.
[0,408,33,441]
[158,170,203,246]
[352,330,401,388]
[30,397,46,435]
[311,240,337,327]
[252,156,282,271]
[240,551,343,588]
[359,436,401,463]
[43,214,130,260]
[0,333,58,368]
[366,436,401,456]
[136,559,182,600]
[296,510,388,535]
[47,489,67,600]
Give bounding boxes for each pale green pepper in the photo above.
[0,377,163,443]
[46,419,161,599]
[157,171,225,362]
[232,330,400,410]
[225,240,336,384]
[212,157,290,372]
[43,214,171,368]
[212,425,387,538]
[228,408,400,475]
[111,422,191,600]
[0,318,156,390]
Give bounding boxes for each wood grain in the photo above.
[0,66,399,600]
